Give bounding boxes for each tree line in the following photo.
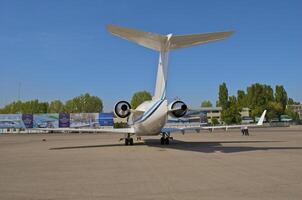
[0,93,103,114]
[0,85,299,123]
[202,83,300,124]
[0,91,152,114]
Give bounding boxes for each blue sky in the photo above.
[0,0,301,111]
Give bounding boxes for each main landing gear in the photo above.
[121,133,134,145]
[125,137,134,145]
[125,133,133,145]
[120,134,142,146]
[160,132,173,145]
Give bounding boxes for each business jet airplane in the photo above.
[37,24,267,145]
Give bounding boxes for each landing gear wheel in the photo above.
[160,132,171,145]
[160,137,165,145]
[124,133,134,146]
[165,137,170,145]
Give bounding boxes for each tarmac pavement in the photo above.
[0,127,302,200]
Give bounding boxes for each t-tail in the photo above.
[107,25,234,100]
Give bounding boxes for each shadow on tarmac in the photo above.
[50,143,134,150]
[144,139,302,153]
[49,139,302,153]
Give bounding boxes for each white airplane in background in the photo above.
[38,25,267,145]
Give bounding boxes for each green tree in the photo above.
[211,118,219,125]
[0,100,48,114]
[201,100,212,107]
[267,101,283,120]
[237,90,247,108]
[84,94,103,113]
[64,99,77,113]
[64,93,103,113]
[48,100,64,113]
[217,83,233,123]
[221,96,241,124]
[288,98,299,105]
[275,85,288,114]
[288,98,294,105]
[37,101,49,113]
[0,101,21,114]
[218,82,228,109]
[286,97,300,121]
[285,107,300,121]
[131,91,152,109]
[215,100,220,107]
[247,83,274,119]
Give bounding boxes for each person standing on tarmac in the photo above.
[244,126,249,136]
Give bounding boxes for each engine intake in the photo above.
[114,101,131,118]
[169,100,188,118]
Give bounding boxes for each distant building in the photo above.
[287,104,302,119]
[200,107,250,123]
[240,108,250,118]
[200,107,222,123]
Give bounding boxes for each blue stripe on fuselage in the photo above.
[133,85,166,124]
[133,99,164,124]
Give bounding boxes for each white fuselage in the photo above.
[131,99,168,136]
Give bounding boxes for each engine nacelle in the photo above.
[114,101,131,118]
[168,100,188,118]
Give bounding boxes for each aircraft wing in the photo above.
[163,110,267,134]
[31,127,135,133]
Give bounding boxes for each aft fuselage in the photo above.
[131,99,168,136]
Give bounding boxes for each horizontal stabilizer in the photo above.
[169,31,234,50]
[107,24,165,51]
[107,24,234,51]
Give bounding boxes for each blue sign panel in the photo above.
[99,113,114,126]
[70,113,98,128]
[59,113,70,128]
[0,114,24,129]
[33,114,58,128]
[22,114,33,128]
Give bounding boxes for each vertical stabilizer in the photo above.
[153,34,172,100]
[154,49,169,100]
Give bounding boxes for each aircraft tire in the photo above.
[165,138,169,145]
[160,137,165,145]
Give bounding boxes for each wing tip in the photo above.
[257,110,267,126]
